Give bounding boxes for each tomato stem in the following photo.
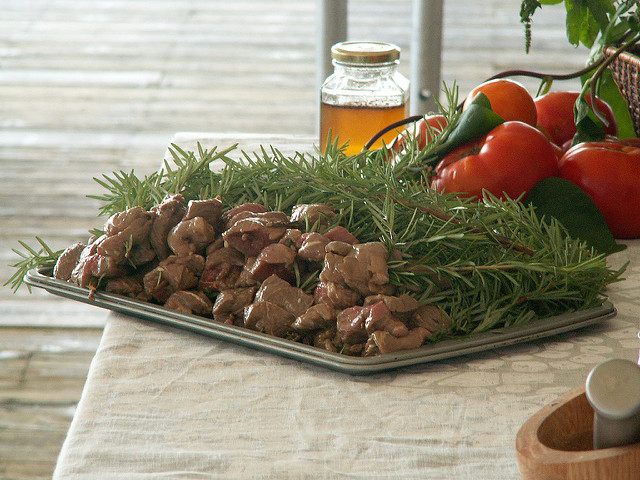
[485,59,605,84]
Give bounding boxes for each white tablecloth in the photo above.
[52,134,640,479]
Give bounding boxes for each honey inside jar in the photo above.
[320,103,408,155]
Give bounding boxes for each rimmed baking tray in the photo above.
[25,268,616,375]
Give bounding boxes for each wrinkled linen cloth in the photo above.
[52,241,640,480]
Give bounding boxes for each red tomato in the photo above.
[534,91,618,147]
[431,121,559,200]
[559,141,640,238]
[391,114,447,152]
[537,124,565,161]
[561,135,640,155]
[605,135,640,148]
[463,79,537,126]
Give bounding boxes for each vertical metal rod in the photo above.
[410,0,444,115]
[316,0,348,135]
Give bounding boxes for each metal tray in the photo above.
[25,268,616,375]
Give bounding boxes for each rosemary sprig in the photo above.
[4,237,62,293]
[90,169,164,216]
[88,144,236,216]
[162,143,236,202]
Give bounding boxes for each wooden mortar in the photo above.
[516,386,640,479]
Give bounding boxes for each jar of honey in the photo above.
[320,41,410,155]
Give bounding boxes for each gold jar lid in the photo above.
[331,41,400,65]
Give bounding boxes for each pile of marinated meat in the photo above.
[53,194,452,356]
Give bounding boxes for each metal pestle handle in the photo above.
[586,358,640,449]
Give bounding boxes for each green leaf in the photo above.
[565,0,600,48]
[420,93,504,167]
[591,68,637,138]
[442,93,504,147]
[585,0,615,33]
[572,65,637,144]
[526,177,625,255]
[522,0,635,54]
[573,95,608,143]
[605,20,633,44]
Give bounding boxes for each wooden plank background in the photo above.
[0,1,588,478]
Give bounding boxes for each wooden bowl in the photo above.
[516,385,640,479]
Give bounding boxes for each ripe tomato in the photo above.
[463,79,537,126]
[537,124,565,160]
[534,91,618,147]
[559,141,640,238]
[391,114,447,152]
[604,135,640,148]
[431,121,559,200]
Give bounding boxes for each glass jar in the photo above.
[320,41,410,155]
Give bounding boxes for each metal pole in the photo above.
[410,0,444,115]
[316,0,348,135]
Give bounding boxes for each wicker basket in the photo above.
[604,45,640,136]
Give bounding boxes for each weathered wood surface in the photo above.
[0,328,102,479]
[0,0,588,478]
